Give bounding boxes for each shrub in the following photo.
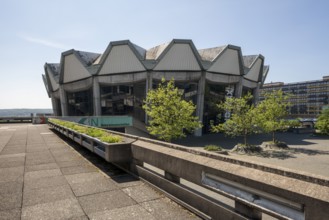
[204,145,222,151]
[99,135,122,143]
[49,118,121,143]
[86,128,106,138]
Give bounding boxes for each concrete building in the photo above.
[43,39,269,135]
[260,76,329,118]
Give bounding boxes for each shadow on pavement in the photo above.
[244,148,329,160]
[174,132,329,160]
[174,132,327,149]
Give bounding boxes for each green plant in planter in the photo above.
[86,128,106,138]
[99,135,122,143]
[204,145,222,151]
[49,118,122,143]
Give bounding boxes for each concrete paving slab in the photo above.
[69,215,89,220]
[24,169,62,181]
[6,140,26,146]
[0,166,24,183]
[46,142,68,148]
[78,190,137,215]
[0,155,25,168]
[0,153,25,159]
[0,209,21,220]
[111,174,142,188]
[23,184,75,207]
[0,181,23,194]
[0,191,22,211]
[64,171,107,184]
[26,146,48,153]
[25,151,55,166]
[141,197,200,220]
[25,163,59,172]
[53,154,82,163]
[65,172,118,196]
[56,159,89,168]
[60,164,97,175]
[21,198,85,220]
[122,183,164,203]
[0,146,26,155]
[24,175,68,191]
[88,204,156,220]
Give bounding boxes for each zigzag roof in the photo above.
[146,42,170,60]
[45,63,60,83]
[44,39,268,86]
[75,51,101,66]
[243,55,258,68]
[198,45,227,62]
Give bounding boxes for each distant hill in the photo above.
[0,109,53,117]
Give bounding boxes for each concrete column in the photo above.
[235,77,243,98]
[235,201,261,220]
[130,159,144,175]
[145,71,153,124]
[51,96,58,116]
[59,85,68,116]
[253,83,261,104]
[93,77,101,116]
[194,71,205,137]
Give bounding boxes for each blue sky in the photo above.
[1,0,328,108]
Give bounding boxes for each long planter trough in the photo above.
[48,120,136,163]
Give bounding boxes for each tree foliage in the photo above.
[315,108,329,135]
[211,93,260,146]
[256,90,291,142]
[143,78,202,142]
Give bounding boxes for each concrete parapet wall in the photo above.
[130,138,329,220]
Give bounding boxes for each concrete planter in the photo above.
[93,138,134,163]
[48,121,135,163]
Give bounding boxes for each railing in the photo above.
[0,116,32,123]
[48,121,329,220]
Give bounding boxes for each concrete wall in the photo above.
[127,138,329,220]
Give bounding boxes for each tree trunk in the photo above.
[272,131,275,142]
[244,130,247,146]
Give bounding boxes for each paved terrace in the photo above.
[0,124,200,220]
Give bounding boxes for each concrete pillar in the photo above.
[145,71,153,124]
[59,85,68,116]
[93,77,101,116]
[194,71,205,137]
[253,83,261,104]
[130,159,144,175]
[51,96,58,116]
[235,201,262,220]
[235,77,243,98]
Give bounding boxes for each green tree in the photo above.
[211,93,259,146]
[143,78,202,142]
[315,108,329,135]
[256,90,291,142]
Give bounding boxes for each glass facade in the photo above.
[100,81,146,122]
[67,89,93,116]
[203,82,232,133]
[152,80,199,105]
